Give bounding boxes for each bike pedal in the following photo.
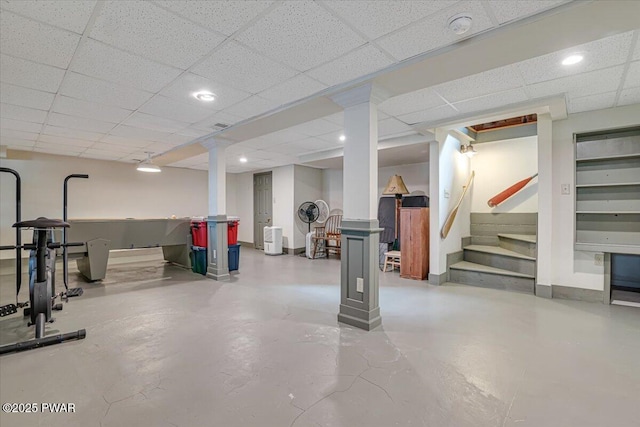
[66,288,84,298]
[23,308,31,317]
[53,303,63,311]
[0,304,18,317]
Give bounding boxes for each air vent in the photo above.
[211,123,229,130]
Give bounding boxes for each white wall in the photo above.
[469,136,538,213]
[232,171,254,243]
[0,152,208,258]
[293,165,323,249]
[272,165,294,249]
[551,104,640,291]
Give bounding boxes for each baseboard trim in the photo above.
[429,272,447,285]
[535,283,552,299]
[552,285,603,303]
[238,241,255,249]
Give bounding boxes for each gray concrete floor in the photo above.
[1,248,639,427]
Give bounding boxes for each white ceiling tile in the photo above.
[152,133,194,145]
[324,1,456,40]
[52,95,133,123]
[34,142,84,154]
[618,87,640,106]
[634,31,640,61]
[0,11,80,69]
[108,125,172,142]
[38,134,95,148]
[379,87,445,117]
[0,1,97,34]
[623,61,640,89]
[287,118,342,137]
[120,151,154,162]
[139,95,215,123]
[258,74,327,105]
[433,65,524,103]
[0,117,42,133]
[47,112,116,134]
[191,111,242,131]
[568,92,617,114]
[323,112,344,126]
[305,44,394,87]
[176,127,210,138]
[80,150,123,160]
[316,130,345,144]
[452,88,529,114]
[260,128,309,145]
[71,39,182,92]
[378,117,414,137]
[0,54,65,93]
[123,112,190,133]
[59,72,154,110]
[101,135,154,148]
[0,103,47,124]
[377,1,494,61]
[397,104,459,125]
[527,66,625,99]
[240,137,282,150]
[236,1,366,71]
[516,31,634,85]
[88,142,136,153]
[42,125,105,141]
[487,0,570,25]
[224,95,281,120]
[154,0,274,36]
[0,83,55,111]
[1,138,36,149]
[160,72,251,111]
[0,128,39,141]
[192,41,297,93]
[90,1,224,70]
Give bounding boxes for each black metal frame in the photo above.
[0,168,21,301]
[62,174,89,291]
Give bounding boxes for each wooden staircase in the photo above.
[449,213,537,294]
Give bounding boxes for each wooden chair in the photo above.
[311,215,342,259]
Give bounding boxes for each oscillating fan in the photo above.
[298,201,319,233]
[314,200,330,224]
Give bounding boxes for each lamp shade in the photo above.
[136,152,161,173]
[382,175,410,195]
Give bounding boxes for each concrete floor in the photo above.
[1,248,639,427]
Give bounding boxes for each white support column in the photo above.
[536,113,553,297]
[331,84,387,331]
[203,138,232,282]
[428,132,444,284]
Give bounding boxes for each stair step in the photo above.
[449,261,535,294]
[463,245,535,260]
[463,245,535,276]
[498,233,537,244]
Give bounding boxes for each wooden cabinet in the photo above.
[400,208,429,280]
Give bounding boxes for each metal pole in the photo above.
[0,168,21,303]
[63,174,88,289]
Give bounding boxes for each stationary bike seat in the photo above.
[13,217,70,229]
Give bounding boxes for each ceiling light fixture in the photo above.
[239,156,248,163]
[460,143,477,158]
[339,134,346,142]
[193,91,216,102]
[562,54,583,66]
[136,152,161,173]
[448,13,473,35]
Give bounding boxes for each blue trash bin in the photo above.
[228,244,240,271]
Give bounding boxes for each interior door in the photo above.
[253,172,272,250]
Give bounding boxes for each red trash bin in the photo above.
[227,220,239,245]
[191,220,208,247]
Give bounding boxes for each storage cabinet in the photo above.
[575,127,640,254]
[400,208,429,280]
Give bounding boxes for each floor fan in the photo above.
[298,201,320,233]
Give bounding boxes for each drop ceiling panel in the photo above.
[0,103,48,124]
[85,142,133,153]
[316,130,345,144]
[191,110,243,131]
[568,91,617,114]
[378,117,414,137]
[71,39,182,92]
[3,138,35,149]
[433,65,524,103]
[35,141,85,153]
[192,41,297,94]
[152,132,194,145]
[323,112,344,126]
[0,54,65,93]
[239,137,283,150]
[259,128,309,144]
[0,129,39,141]
[47,112,116,133]
[287,118,342,137]
[634,32,640,60]
[59,72,154,110]
[379,87,445,117]
[224,95,282,120]
[305,44,394,87]
[0,83,56,111]
[34,145,83,156]
[259,74,327,105]
[80,149,123,160]
[0,1,97,34]
[487,0,570,25]
[108,125,171,142]
[452,88,529,114]
[38,134,95,147]
[123,112,190,133]
[516,31,634,85]
[137,141,176,153]
[42,125,105,141]
[323,0,456,40]
[90,1,224,70]
[397,104,458,125]
[101,135,154,148]
[139,95,214,123]
[52,96,133,124]
[0,11,80,69]
[618,87,640,106]
[623,61,640,89]
[154,0,274,36]
[377,0,494,61]
[527,66,625,99]
[0,117,42,133]
[236,1,366,71]
[160,72,251,111]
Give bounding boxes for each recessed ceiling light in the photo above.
[562,54,583,66]
[339,134,346,142]
[194,91,216,102]
[448,13,473,35]
[239,156,247,163]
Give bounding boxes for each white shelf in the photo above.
[576,211,640,214]
[575,182,640,188]
[576,153,640,162]
[575,243,640,255]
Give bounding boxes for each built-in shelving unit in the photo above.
[575,128,640,255]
